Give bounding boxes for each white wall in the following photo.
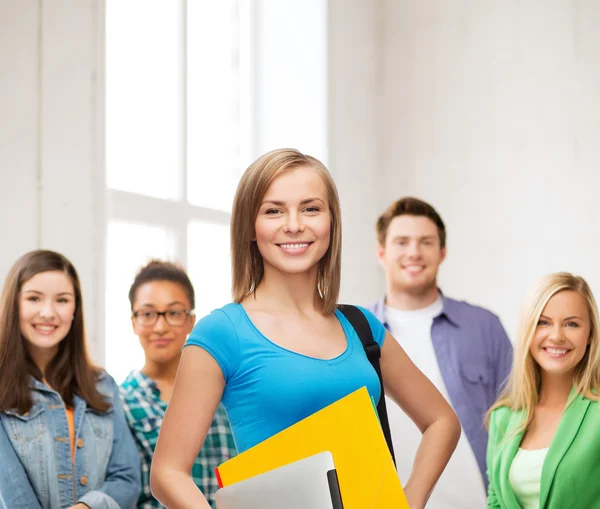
[1,0,40,275]
[382,0,600,338]
[254,0,328,162]
[329,0,386,306]
[0,0,105,363]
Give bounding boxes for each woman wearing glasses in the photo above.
[0,250,140,509]
[120,260,236,509]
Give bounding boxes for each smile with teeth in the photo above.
[278,242,311,250]
[543,347,570,357]
[32,324,58,335]
[403,265,425,273]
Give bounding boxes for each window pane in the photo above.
[106,0,183,200]
[187,0,244,211]
[187,220,231,319]
[105,221,174,383]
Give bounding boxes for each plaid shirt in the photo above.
[120,370,236,508]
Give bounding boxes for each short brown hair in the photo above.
[128,260,195,311]
[231,148,342,314]
[0,250,109,414]
[376,197,446,248]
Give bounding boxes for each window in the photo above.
[106,1,183,201]
[105,0,250,382]
[187,1,251,211]
[187,220,231,319]
[104,0,328,382]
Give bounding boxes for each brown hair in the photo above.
[376,197,446,248]
[230,148,342,314]
[0,250,110,414]
[128,259,195,310]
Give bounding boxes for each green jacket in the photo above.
[486,391,600,508]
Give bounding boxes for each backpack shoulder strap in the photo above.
[337,304,396,465]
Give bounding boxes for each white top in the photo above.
[508,447,548,509]
[384,297,487,509]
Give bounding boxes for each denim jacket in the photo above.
[0,371,141,509]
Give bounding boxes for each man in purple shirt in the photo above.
[369,197,512,508]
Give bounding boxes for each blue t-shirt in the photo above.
[185,303,386,454]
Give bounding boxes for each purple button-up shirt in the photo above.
[369,293,513,487]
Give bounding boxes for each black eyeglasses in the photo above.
[132,309,194,327]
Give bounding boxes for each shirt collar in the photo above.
[123,369,161,399]
[29,376,53,392]
[437,291,461,327]
[376,288,462,328]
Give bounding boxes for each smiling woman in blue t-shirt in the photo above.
[150,148,461,509]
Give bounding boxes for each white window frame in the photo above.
[104,0,255,370]
[102,0,329,371]
[106,0,255,266]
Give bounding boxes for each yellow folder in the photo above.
[216,387,409,508]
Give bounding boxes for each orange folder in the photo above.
[216,387,409,508]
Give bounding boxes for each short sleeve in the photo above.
[354,305,386,348]
[184,309,241,381]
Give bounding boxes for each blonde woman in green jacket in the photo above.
[486,272,600,509]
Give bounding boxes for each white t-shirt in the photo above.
[384,298,486,509]
[509,447,548,509]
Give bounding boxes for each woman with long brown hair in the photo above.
[0,250,140,509]
[150,149,460,508]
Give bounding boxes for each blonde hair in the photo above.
[230,148,342,314]
[486,272,600,433]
